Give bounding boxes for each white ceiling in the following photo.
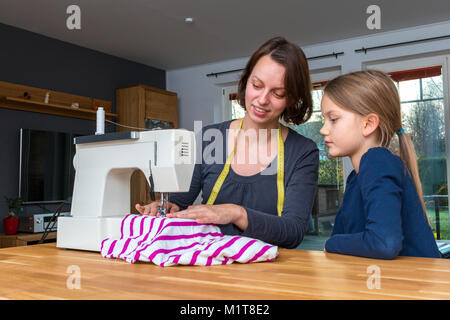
[0,0,449,70]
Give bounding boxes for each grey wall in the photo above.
[0,23,166,231]
[167,20,450,192]
[167,20,450,130]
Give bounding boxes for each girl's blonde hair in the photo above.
[324,70,430,225]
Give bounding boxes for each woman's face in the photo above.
[245,55,287,127]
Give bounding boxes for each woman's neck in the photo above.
[241,114,279,140]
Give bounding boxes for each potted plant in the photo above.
[3,196,23,235]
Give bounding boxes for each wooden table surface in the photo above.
[0,243,449,300]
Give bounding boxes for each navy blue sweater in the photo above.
[325,147,441,259]
[169,120,319,248]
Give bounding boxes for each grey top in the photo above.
[169,120,319,248]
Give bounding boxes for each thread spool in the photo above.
[95,107,105,135]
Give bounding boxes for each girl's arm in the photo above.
[325,150,404,259]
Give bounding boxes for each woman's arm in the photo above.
[168,143,319,249]
[241,147,318,248]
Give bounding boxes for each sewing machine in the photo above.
[56,129,196,252]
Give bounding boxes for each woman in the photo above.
[136,37,319,248]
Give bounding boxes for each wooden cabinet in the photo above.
[0,232,56,248]
[116,85,178,213]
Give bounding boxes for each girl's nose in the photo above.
[319,124,327,136]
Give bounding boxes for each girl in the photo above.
[321,70,441,259]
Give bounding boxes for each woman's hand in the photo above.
[166,204,248,231]
[135,201,180,216]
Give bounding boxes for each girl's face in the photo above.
[320,93,366,158]
[245,55,288,127]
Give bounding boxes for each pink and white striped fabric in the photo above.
[100,214,278,266]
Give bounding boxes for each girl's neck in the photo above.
[350,141,382,173]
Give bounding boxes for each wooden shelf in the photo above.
[4,97,117,118]
[0,81,116,121]
[1,96,117,120]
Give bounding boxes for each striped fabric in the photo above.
[101,214,278,266]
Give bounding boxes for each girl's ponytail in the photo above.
[398,131,431,226]
[325,70,431,226]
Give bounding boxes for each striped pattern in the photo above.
[100,214,278,266]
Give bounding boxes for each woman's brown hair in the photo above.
[237,36,313,125]
[324,70,431,225]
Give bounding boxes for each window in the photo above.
[388,66,448,240]
[289,83,344,236]
[231,98,246,120]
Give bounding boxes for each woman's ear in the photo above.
[362,113,380,137]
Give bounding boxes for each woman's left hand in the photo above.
[166,204,248,230]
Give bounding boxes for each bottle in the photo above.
[95,107,105,135]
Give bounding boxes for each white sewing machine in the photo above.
[57,129,196,252]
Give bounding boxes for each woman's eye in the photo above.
[330,118,338,122]
[273,92,285,99]
[252,83,260,89]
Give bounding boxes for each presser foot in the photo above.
[157,206,167,217]
[157,192,169,218]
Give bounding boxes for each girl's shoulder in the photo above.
[359,147,405,180]
[361,146,401,163]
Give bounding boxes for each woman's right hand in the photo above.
[135,201,180,216]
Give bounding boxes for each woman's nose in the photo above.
[257,90,270,105]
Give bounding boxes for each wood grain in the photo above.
[0,243,448,300]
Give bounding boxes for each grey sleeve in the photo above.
[241,145,319,248]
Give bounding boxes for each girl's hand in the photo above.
[166,204,248,230]
[135,201,180,216]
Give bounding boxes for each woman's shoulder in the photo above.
[285,127,318,152]
[201,119,233,132]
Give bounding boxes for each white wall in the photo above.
[167,20,450,131]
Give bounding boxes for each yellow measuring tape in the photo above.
[206,118,285,216]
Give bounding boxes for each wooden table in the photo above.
[0,243,449,300]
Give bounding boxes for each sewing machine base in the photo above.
[57,216,123,252]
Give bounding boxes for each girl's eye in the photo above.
[252,83,261,89]
[330,118,338,122]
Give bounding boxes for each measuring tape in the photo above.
[206,118,285,216]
